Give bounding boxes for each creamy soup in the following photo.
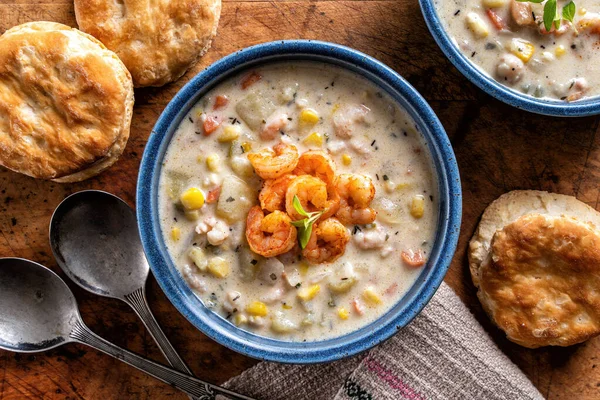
[436,0,600,101]
[158,62,438,341]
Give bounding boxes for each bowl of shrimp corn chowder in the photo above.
[138,41,461,363]
[421,0,600,116]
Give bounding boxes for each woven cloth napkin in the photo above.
[223,283,543,399]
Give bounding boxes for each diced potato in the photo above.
[466,12,489,38]
[328,277,357,294]
[180,187,205,210]
[206,154,220,172]
[238,246,261,281]
[170,227,181,241]
[230,156,254,178]
[510,38,535,63]
[299,108,320,125]
[216,175,256,222]
[410,195,425,219]
[207,257,229,278]
[303,132,324,147]
[246,301,268,316]
[188,246,208,272]
[277,84,298,104]
[363,287,382,305]
[165,170,190,200]
[235,92,276,131]
[338,307,350,320]
[342,154,352,166]
[234,313,248,326]
[218,125,241,142]
[482,0,506,7]
[297,284,321,301]
[271,312,298,333]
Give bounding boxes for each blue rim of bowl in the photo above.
[419,0,600,117]
[137,40,462,363]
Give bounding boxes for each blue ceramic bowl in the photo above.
[137,40,462,363]
[419,0,600,117]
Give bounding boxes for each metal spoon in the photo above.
[0,257,252,400]
[48,190,221,400]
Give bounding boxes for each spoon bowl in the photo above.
[0,258,77,353]
[50,190,147,298]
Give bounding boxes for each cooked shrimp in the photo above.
[261,111,289,140]
[248,143,299,180]
[259,174,296,212]
[335,173,376,225]
[333,104,370,138]
[246,206,297,258]
[302,218,350,264]
[496,54,524,84]
[293,150,336,184]
[285,175,340,221]
[579,13,600,34]
[510,0,534,27]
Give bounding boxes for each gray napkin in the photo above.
[224,283,543,399]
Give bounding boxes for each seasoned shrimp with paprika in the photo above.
[259,174,296,212]
[285,175,340,221]
[248,143,299,180]
[335,173,377,225]
[293,150,336,184]
[303,218,350,264]
[246,206,297,257]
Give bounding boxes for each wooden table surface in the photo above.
[1,0,600,398]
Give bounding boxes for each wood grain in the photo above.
[1,0,599,398]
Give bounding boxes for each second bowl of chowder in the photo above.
[138,41,461,363]
[421,0,600,116]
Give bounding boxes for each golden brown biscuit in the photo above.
[469,190,600,288]
[0,21,134,182]
[478,214,600,348]
[74,0,221,87]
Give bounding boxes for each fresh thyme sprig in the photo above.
[290,195,323,249]
[517,0,576,33]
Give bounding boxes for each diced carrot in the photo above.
[401,249,426,268]
[241,71,262,89]
[352,299,365,315]
[486,9,507,30]
[203,116,221,135]
[206,186,221,203]
[213,95,229,110]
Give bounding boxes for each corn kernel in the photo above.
[303,132,324,147]
[466,12,489,39]
[299,108,320,125]
[331,103,340,114]
[217,125,241,142]
[299,261,310,276]
[188,246,207,271]
[342,154,352,166]
[579,8,587,16]
[282,303,293,310]
[180,187,205,210]
[246,301,268,317]
[234,313,247,326]
[482,0,506,7]
[297,284,321,301]
[338,307,350,320]
[555,45,566,57]
[241,142,252,153]
[410,195,425,219]
[363,287,382,305]
[207,257,229,278]
[195,110,203,118]
[510,38,535,63]
[170,227,181,241]
[206,154,220,172]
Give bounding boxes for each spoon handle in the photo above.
[124,287,194,375]
[70,319,254,400]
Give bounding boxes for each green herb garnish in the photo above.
[517,0,577,32]
[290,195,323,249]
